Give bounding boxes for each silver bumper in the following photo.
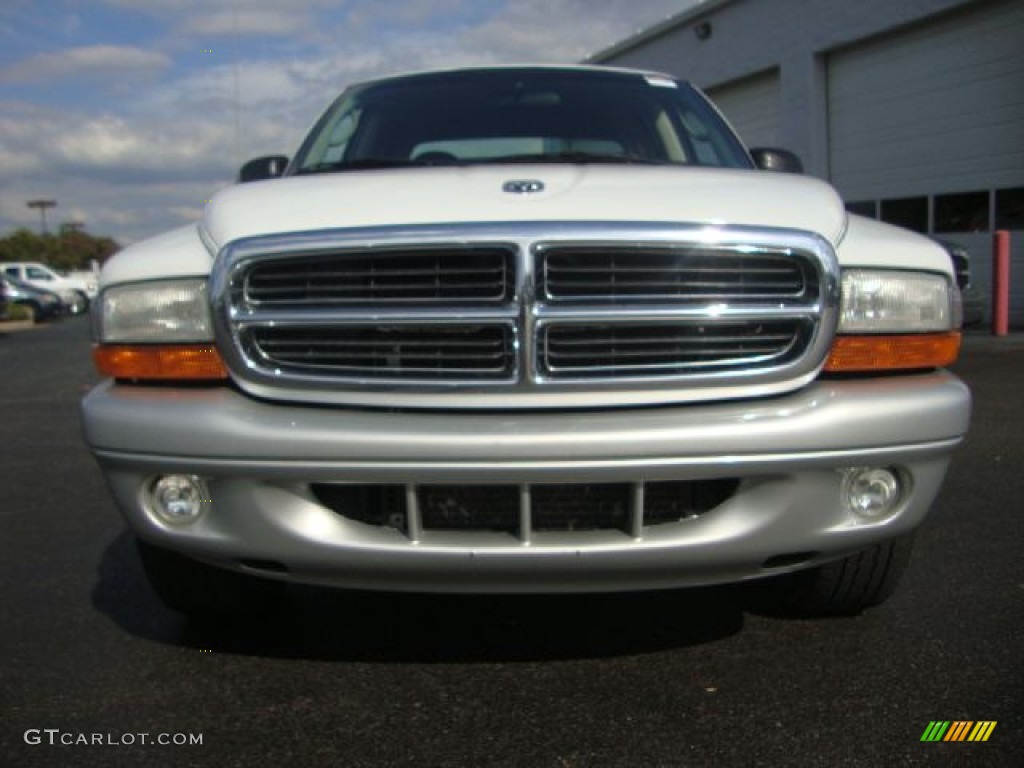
[81,372,970,592]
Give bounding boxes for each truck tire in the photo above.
[136,539,285,620]
[747,535,915,617]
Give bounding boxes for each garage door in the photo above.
[827,0,1024,201]
[829,0,1024,326]
[706,69,780,149]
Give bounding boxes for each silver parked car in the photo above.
[1,276,65,322]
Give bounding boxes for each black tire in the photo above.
[747,535,915,617]
[21,301,40,323]
[136,538,286,620]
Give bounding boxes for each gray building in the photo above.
[590,0,1024,325]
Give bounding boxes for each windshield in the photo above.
[292,68,752,174]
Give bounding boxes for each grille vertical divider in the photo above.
[629,482,645,539]
[518,484,532,545]
[405,484,423,543]
[521,241,538,387]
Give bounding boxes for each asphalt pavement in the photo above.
[1,316,1021,767]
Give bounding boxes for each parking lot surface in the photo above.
[1,317,1021,767]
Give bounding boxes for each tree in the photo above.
[0,226,120,271]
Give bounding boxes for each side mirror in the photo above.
[749,147,804,174]
[238,155,289,183]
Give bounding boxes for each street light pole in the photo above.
[26,199,57,234]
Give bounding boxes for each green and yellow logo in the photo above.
[921,721,997,742]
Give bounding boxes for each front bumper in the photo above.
[82,372,970,593]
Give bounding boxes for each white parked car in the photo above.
[82,66,970,619]
[1,262,96,314]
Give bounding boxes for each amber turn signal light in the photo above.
[93,344,229,381]
[824,332,961,373]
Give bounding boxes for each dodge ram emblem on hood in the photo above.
[503,179,545,194]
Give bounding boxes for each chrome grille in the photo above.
[539,320,809,378]
[243,324,516,380]
[538,246,810,302]
[244,246,513,305]
[213,223,839,408]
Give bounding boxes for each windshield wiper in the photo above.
[294,158,426,175]
[479,151,666,166]
[294,152,668,175]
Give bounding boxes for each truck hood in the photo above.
[202,165,848,248]
[101,165,953,288]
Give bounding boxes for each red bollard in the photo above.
[992,230,1010,336]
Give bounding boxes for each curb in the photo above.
[0,320,37,332]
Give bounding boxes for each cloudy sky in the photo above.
[0,0,698,245]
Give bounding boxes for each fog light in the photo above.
[844,467,903,520]
[148,475,208,525]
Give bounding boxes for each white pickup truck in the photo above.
[81,66,970,619]
[1,261,96,314]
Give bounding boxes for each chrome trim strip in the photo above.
[92,437,964,481]
[531,304,817,322]
[233,307,520,324]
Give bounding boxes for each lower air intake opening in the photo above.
[312,479,740,538]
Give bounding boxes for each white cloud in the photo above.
[343,0,473,29]
[0,103,47,174]
[0,45,171,84]
[101,0,341,41]
[459,0,688,63]
[0,100,236,242]
[53,115,228,176]
[1,0,698,243]
[0,103,236,182]
[167,204,205,222]
[0,172,230,244]
[181,8,314,37]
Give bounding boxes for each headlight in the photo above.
[96,278,213,342]
[92,278,227,381]
[838,270,958,333]
[826,269,961,373]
